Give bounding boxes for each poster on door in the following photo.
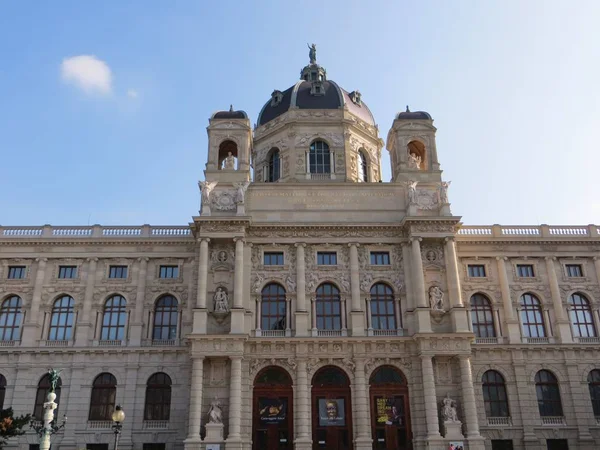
[375,396,403,426]
[259,397,287,423]
[448,442,464,450]
[318,398,346,426]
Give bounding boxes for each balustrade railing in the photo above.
[258,330,286,337]
[523,337,551,344]
[541,416,565,426]
[143,420,169,429]
[577,337,600,344]
[142,339,179,347]
[0,340,18,347]
[96,339,124,347]
[317,330,343,337]
[458,224,598,238]
[475,337,499,344]
[487,417,512,426]
[87,421,112,429]
[1,225,192,238]
[41,340,70,347]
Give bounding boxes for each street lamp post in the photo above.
[111,405,126,450]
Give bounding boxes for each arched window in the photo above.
[266,148,281,182]
[569,293,597,338]
[0,295,23,341]
[587,370,600,416]
[101,295,127,341]
[535,370,563,417]
[369,283,396,330]
[218,140,238,169]
[520,294,546,338]
[369,366,404,385]
[470,294,496,338]
[261,283,286,330]
[144,373,172,421]
[152,295,178,340]
[309,140,331,174]
[89,373,117,420]
[357,150,368,182]
[0,374,6,409]
[482,370,509,417]
[34,374,62,419]
[316,283,342,330]
[48,295,74,341]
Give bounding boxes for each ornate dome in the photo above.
[257,48,375,127]
[211,105,248,120]
[396,106,432,120]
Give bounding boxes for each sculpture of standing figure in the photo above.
[213,287,229,313]
[47,368,62,393]
[407,152,422,170]
[440,181,451,204]
[441,393,459,422]
[308,43,317,64]
[199,181,218,205]
[406,180,418,204]
[223,152,236,170]
[234,181,250,204]
[285,274,296,293]
[208,398,223,424]
[429,285,444,311]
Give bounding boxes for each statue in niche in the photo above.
[429,285,444,311]
[407,152,422,170]
[340,273,351,293]
[406,180,418,204]
[223,152,236,170]
[286,274,296,292]
[199,181,218,205]
[234,181,250,204]
[213,287,229,313]
[208,398,223,424]
[440,181,451,204]
[307,43,317,64]
[441,393,459,422]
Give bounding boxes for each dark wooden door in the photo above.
[312,390,352,450]
[370,391,411,450]
[253,390,293,450]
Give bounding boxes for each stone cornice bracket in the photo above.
[294,243,306,248]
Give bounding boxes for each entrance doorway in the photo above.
[311,366,353,450]
[252,366,293,450]
[369,365,412,450]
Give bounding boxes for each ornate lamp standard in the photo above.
[111,405,126,450]
[30,369,67,450]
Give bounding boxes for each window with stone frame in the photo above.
[565,264,583,277]
[309,140,331,174]
[58,265,77,279]
[516,264,535,278]
[569,293,597,338]
[482,370,509,417]
[100,295,127,341]
[470,294,496,338]
[520,293,546,338]
[588,370,600,417]
[535,370,563,417]
[0,374,6,409]
[467,264,486,277]
[370,252,390,266]
[266,148,281,182]
[88,373,117,420]
[357,150,368,182]
[144,373,172,421]
[152,295,178,340]
[316,283,342,330]
[263,252,284,266]
[0,295,23,341]
[369,283,396,330]
[48,295,75,341]
[7,266,26,279]
[108,265,128,279]
[260,283,287,330]
[159,265,179,279]
[317,251,337,265]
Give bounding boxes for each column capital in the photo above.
[410,237,423,243]
[295,242,306,248]
[35,257,48,263]
[229,355,243,362]
[347,242,360,248]
[444,236,456,243]
[233,237,245,244]
[136,257,150,263]
[192,355,206,362]
[594,256,599,261]
[420,354,433,361]
[457,354,471,362]
[545,256,557,262]
[86,257,99,263]
[196,237,210,243]
[495,256,508,261]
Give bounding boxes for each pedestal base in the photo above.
[354,436,373,450]
[442,420,464,440]
[193,309,208,334]
[450,307,470,333]
[205,423,224,442]
[230,309,245,334]
[349,311,366,336]
[293,437,312,450]
[294,311,310,337]
[415,308,433,333]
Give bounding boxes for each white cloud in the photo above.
[127,89,138,99]
[61,55,112,95]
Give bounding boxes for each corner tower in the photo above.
[253,45,384,183]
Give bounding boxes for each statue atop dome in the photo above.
[308,43,317,64]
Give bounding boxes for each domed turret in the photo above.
[396,106,432,121]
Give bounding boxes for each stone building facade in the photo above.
[1,51,600,450]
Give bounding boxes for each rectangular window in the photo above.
[159,265,179,279]
[317,252,337,265]
[517,264,534,277]
[143,445,165,450]
[58,266,77,279]
[566,264,583,277]
[491,441,514,450]
[108,265,128,279]
[546,439,569,450]
[7,266,26,279]
[86,445,109,450]
[468,264,486,277]
[370,252,390,265]
[263,252,284,266]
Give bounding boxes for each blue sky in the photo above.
[1,1,599,226]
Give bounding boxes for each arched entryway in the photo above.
[369,365,411,450]
[311,366,352,450]
[252,366,293,450]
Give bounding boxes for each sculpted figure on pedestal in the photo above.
[406,181,418,205]
[199,181,218,205]
[223,152,235,170]
[208,398,223,424]
[441,393,459,422]
[407,152,422,170]
[440,181,451,204]
[429,285,444,311]
[213,287,229,313]
[234,181,250,204]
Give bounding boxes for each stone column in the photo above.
[594,257,600,289]
[445,238,469,332]
[353,358,372,449]
[129,257,148,345]
[492,308,501,339]
[255,296,262,334]
[458,356,482,439]
[185,357,204,444]
[340,297,347,335]
[349,243,365,335]
[294,359,311,449]
[75,258,97,346]
[227,356,243,441]
[411,238,432,333]
[295,244,309,336]
[420,355,440,438]
[197,238,209,309]
[546,256,571,342]
[285,296,292,337]
[311,297,318,336]
[496,257,521,343]
[22,258,47,345]
[233,239,244,309]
